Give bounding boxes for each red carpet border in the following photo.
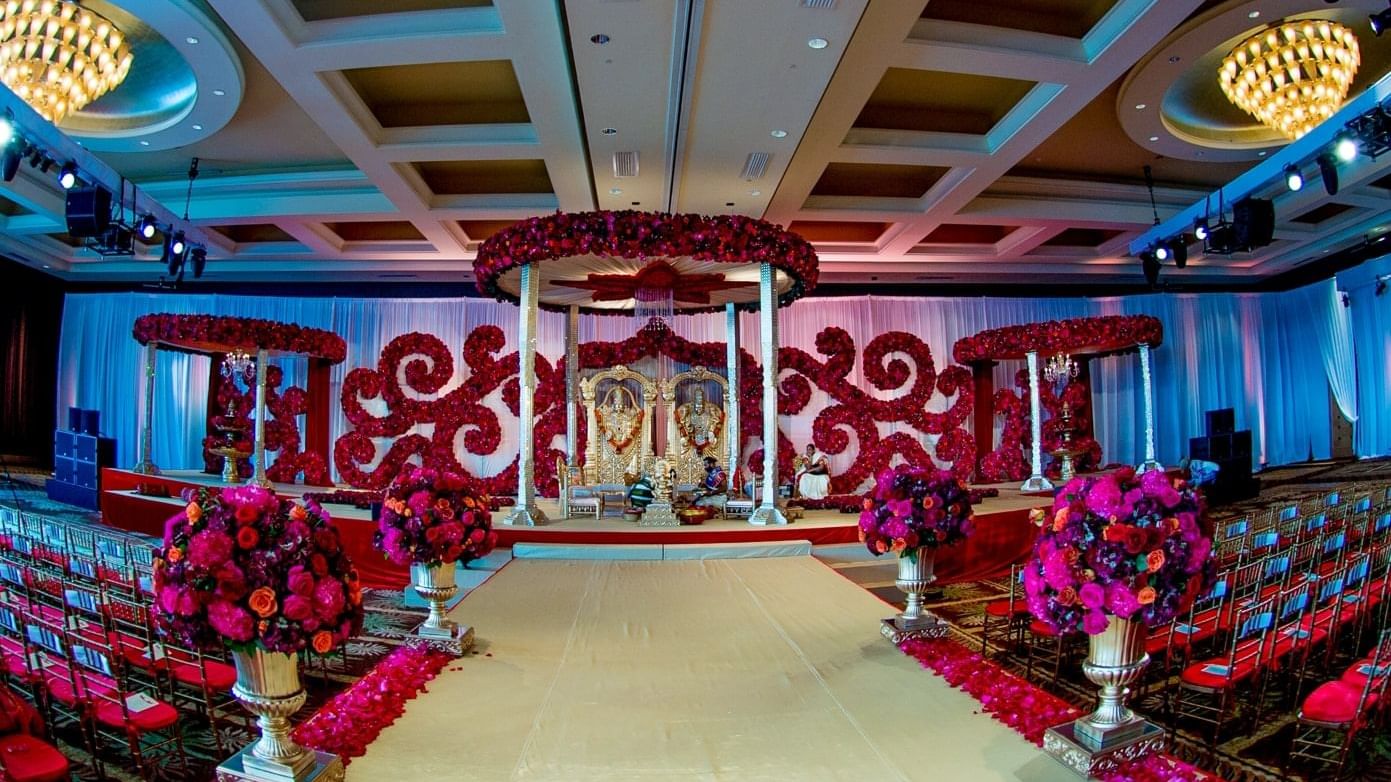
[897,638,1227,782]
[294,644,454,764]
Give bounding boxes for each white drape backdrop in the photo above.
[57,284,1357,487]
[1338,255,1391,458]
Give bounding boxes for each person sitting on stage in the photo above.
[626,474,655,511]
[693,456,727,507]
[795,443,830,500]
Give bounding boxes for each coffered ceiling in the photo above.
[3,0,1391,287]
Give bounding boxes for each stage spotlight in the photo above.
[1372,7,1391,36]
[1317,153,1339,196]
[0,141,24,182]
[1142,252,1161,287]
[57,161,78,189]
[189,245,206,278]
[1172,239,1188,269]
[1335,131,1359,162]
[137,214,158,240]
[1193,218,1209,241]
[170,231,186,256]
[1284,164,1304,191]
[162,231,187,275]
[1153,241,1169,261]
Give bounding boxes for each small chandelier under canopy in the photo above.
[1218,19,1359,141]
[0,0,133,124]
[1043,352,1078,385]
[221,349,254,382]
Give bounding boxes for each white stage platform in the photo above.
[347,556,1074,781]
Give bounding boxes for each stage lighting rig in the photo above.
[57,161,78,189]
[1317,153,1339,195]
[137,214,158,240]
[1373,4,1391,36]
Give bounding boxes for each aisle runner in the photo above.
[897,638,1227,782]
[344,557,1087,781]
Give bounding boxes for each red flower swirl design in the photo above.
[952,315,1163,364]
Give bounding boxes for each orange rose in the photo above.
[1146,550,1166,571]
[311,631,334,655]
[862,498,874,511]
[1052,507,1069,532]
[1029,508,1046,528]
[289,505,308,522]
[348,584,362,606]
[922,496,936,509]
[258,620,269,634]
[1137,586,1157,605]
[166,547,183,564]
[185,502,202,522]
[247,587,278,618]
[890,539,907,554]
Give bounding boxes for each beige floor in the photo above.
[348,556,1075,781]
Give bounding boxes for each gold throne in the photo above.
[662,366,729,487]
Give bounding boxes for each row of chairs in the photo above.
[1288,628,1391,776]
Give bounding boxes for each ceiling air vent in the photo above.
[740,152,771,181]
[800,0,837,7]
[612,151,639,178]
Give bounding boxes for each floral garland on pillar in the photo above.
[202,365,331,486]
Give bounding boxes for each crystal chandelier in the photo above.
[0,0,133,124]
[1043,352,1077,385]
[1218,19,1359,141]
[221,349,254,382]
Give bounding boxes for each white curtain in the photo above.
[1338,255,1391,457]
[58,285,1354,486]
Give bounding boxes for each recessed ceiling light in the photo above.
[725,201,735,206]
[770,129,787,138]
[212,89,225,96]
[191,123,203,130]
[609,187,622,195]
[1248,10,1260,19]
[1257,150,1267,156]
[590,33,610,45]
[185,36,199,44]
[42,264,49,268]
[807,37,828,49]
[601,127,617,135]
[1135,103,1147,110]
[139,140,150,146]
[1148,135,1159,142]
[1168,55,1181,63]
[750,189,761,196]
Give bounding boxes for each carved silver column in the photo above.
[565,304,579,465]
[248,349,271,488]
[725,302,741,487]
[506,262,548,526]
[133,341,159,475]
[751,263,787,525]
[1137,343,1161,473]
[1020,350,1054,492]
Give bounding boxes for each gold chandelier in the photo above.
[0,0,133,124]
[1218,19,1359,141]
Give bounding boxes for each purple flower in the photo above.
[1084,477,1123,519]
[1105,582,1142,618]
[187,529,233,571]
[1042,550,1074,591]
[207,600,254,641]
[1082,610,1110,635]
[858,511,878,532]
[1140,469,1182,508]
[1078,582,1105,610]
[313,579,345,622]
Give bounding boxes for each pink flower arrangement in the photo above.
[952,315,1163,364]
[858,465,975,556]
[375,466,497,568]
[133,313,347,362]
[293,644,452,764]
[154,486,363,654]
[1024,469,1214,636]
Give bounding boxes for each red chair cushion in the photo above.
[170,659,236,692]
[92,697,179,734]
[1028,619,1060,637]
[0,734,70,782]
[984,599,1027,618]
[1301,680,1377,725]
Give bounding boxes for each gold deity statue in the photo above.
[595,386,643,474]
[674,386,724,459]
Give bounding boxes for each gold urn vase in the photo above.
[880,547,948,643]
[411,561,474,654]
[1042,617,1166,778]
[216,649,342,782]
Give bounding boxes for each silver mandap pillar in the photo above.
[750,263,788,525]
[1020,350,1054,493]
[506,262,548,526]
[133,342,159,475]
[248,348,272,488]
[565,304,579,465]
[725,302,741,490]
[1137,342,1161,473]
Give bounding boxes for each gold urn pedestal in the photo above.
[216,747,343,782]
[409,562,474,656]
[1042,720,1165,780]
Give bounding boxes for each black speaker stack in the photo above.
[46,407,115,510]
[1188,407,1259,503]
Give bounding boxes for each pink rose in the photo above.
[283,595,314,622]
[207,600,254,642]
[287,565,315,597]
[313,579,345,622]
